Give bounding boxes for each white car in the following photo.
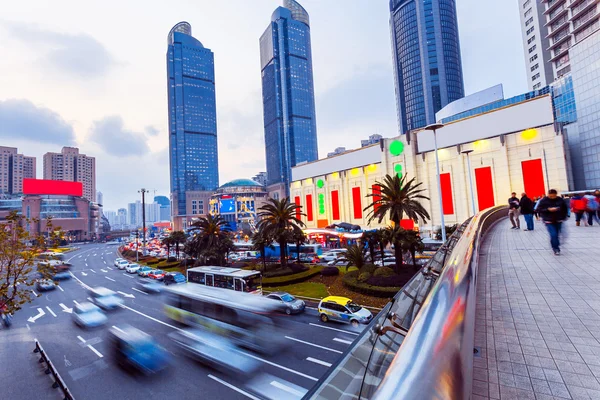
[126,263,141,274]
[116,260,129,270]
[320,252,340,262]
[72,302,107,328]
[113,258,124,267]
[376,257,397,267]
[89,287,123,310]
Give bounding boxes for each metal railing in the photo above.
[34,339,75,400]
[303,206,507,400]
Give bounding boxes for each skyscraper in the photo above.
[167,22,218,227]
[43,147,96,201]
[260,0,318,194]
[518,0,553,90]
[0,146,36,195]
[389,0,465,134]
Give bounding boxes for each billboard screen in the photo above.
[219,199,235,214]
[23,179,83,197]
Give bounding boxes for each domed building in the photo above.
[209,179,268,232]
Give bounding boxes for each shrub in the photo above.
[342,270,403,298]
[366,275,406,287]
[146,259,161,266]
[167,257,177,262]
[262,266,323,287]
[320,266,340,276]
[360,264,378,275]
[289,264,309,274]
[373,267,395,278]
[358,271,372,282]
[157,260,180,269]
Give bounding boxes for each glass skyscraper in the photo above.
[389,0,465,133]
[260,0,318,191]
[167,22,219,217]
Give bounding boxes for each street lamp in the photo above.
[138,188,148,256]
[461,149,477,216]
[425,122,446,243]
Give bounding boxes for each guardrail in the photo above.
[34,339,75,400]
[303,206,507,400]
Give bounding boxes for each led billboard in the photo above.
[23,179,83,197]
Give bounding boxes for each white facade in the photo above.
[519,0,554,89]
[435,85,504,122]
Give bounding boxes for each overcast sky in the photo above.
[0,0,526,211]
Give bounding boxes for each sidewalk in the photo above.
[473,218,600,400]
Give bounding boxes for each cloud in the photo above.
[2,21,115,79]
[89,116,150,157]
[145,126,160,137]
[0,98,76,145]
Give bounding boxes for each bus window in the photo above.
[234,279,243,292]
[205,274,214,287]
[214,275,233,289]
[244,276,261,293]
[188,271,205,284]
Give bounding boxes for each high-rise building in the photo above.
[117,208,127,227]
[167,22,219,228]
[260,0,318,194]
[0,147,36,195]
[105,210,117,227]
[361,134,383,148]
[327,147,347,158]
[97,191,103,206]
[128,202,139,226]
[154,195,171,221]
[389,0,465,134]
[251,172,267,187]
[43,147,96,201]
[518,0,553,90]
[541,0,600,81]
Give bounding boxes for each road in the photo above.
[0,243,365,399]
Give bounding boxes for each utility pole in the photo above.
[139,188,148,255]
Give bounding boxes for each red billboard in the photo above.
[23,179,83,197]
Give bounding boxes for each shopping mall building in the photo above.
[290,85,572,237]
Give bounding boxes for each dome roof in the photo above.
[219,179,263,189]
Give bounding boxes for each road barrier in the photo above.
[33,339,75,400]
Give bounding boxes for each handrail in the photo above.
[34,339,75,400]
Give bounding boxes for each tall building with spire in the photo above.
[260,0,318,197]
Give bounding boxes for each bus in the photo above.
[263,243,323,258]
[163,284,284,355]
[186,266,262,295]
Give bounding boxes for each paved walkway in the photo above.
[473,217,600,400]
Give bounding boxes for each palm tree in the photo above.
[187,215,231,266]
[364,174,430,225]
[291,228,307,262]
[257,198,305,268]
[361,231,378,263]
[382,225,411,273]
[169,231,187,259]
[401,230,424,269]
[374,228,388,263]
[162,236,174,258]
[338,244,367,272]
[251,227,273,271]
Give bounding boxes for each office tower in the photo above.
[128,202,139,226]
[43,147,96,201]
[541,0,600,80]
[361,134,383,147]
[519,0,553,90]
[117,208,127,226]
[389,0,465,134]
[97,191,103,206]
[260,0,318,193]
[251,172,267,187]
[154,195,171,221]
[105,210,117,227]
[167,22,219,225]
[0,146,36,195]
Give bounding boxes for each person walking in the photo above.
[570,193,587,226]
[519,193,535,231]
[508,192,521,229]
[584,192,599,226]
[534,196,542,220]
[537,189,569,255]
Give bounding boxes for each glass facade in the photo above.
[167,22,219,217]
[260,1,318,190]
[390,0,465,133]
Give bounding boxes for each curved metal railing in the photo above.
[303,206,507,400]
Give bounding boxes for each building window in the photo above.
[527,35,536,44]
[532,73,540,81]
[531,63,539,72]
[530,54,538,63]
[525,17,534,26]
[526,26,535,35]
[524,8,532,18]
[523,0,531,9]
[533,82,541,90]
[528,45,537,53]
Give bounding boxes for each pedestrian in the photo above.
[508,192,521,229]
[562,195,571,218]
[584,192,599,226]
[534,196,542,220]
[570,193,587,226]
[536,189,569,255]
[519,192,535,231]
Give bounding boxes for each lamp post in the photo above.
[425,122,446,243]
[461,149,477,216]
[138,188,148,256]
[135,230,139,262]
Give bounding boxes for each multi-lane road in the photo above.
[0,244,364,399]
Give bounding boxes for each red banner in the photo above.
[372,184,381,212]
[352,187,362,219]
[306,194,313,222]
[474,167,495,211]
[294,196,301,220]
[23,179,83,197]
[331,190,340,220]
[440,173,454,215]
[521,159,546,198]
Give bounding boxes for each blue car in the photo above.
[53,271,72,281]
[163,272,186,286]
[109,325,170,374]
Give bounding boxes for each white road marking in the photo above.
[89,269,96,273]
[59,303,73,313]
[101,269,107,273]
[27,309,46,323]
[333,338,352,345]
[31,290,38,297]
[118,304,185,332]
[117,291,135,298]
[46,306,57,317]
[306,306,317,310]
[122,274,134,279]
[26,324,30,331]
[78,255,82,258]
[284,336,343,354]
[104,277,115,282]
[85,263,88,267]
[77,336,86,343]
[87,345,103,358]
[81,272,88,276]
[106,267,113,270]
[131,287,148,295]
[111,325,125,333]
[207,375,261,400]
[73,300,80,306]
[308,323,359,336]
[306,357,332,367]
[243,352,318,381]
[57,285,64,292]
[103,261,106,264]
[270,381,305,397]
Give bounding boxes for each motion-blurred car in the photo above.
[125,263,141,274]
[72,302,107,328]
[135,279,162,294]
[163,272,186,285]
[53,271,72,281]
[299,253,320,264]
[35,279,56,292]
[375,257,396,267]
[266,292,305,315]
[318,296,372,328]
[319,252,340,262]
[327,259,349,267]
[89,287,123,310]
[148,270,165,280]
[113,258,125,267]
[109,325,170,374]
[116,260,129,270]
[137,266,153,277]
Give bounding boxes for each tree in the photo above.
[338,244,367,272]
[186,215,231,266]
[251,227,273,271]
[382,225,410,273]
[361,231,378,263]
[398,229,424,269]
[434,224,459,241]
[0,212,61,315]
[257,197,305,268]
[169,231,187,259]
[162,236,174,257]
[291,228,307,262]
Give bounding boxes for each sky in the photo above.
[0,0,527,211]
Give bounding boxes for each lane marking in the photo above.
[73,300,80,306]
[118,304,185,332]
[208,374,261,399]
[105,277,115,282]
[131,287,148,295]
[87,345,103,358]
[31,289,38,297]
[57,285,64,292]
[306,357,332,367]
[333,338,352,345]
[308,323,359,336]
[59,303,73,313]
[77,336,86,343]
[78,255,82,258]
[243,352,318,381]
[89,269,96,273]
[81,272,88,276]
[85,263,88,267]
[46,306,57,317]
[106,267,113,270]
[101,269,107,273]
[103,261,106,264]
[117,291,135,298]
[26,324,31,330]
[122,274,134,279]
[270,381,305,397]
[27,308,45,323]
[285,336,343,354]
[111,325,125,333]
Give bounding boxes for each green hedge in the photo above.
[342,270,401,298]
[157,260,180,269]
[262,266,323,287]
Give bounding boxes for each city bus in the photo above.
[163,284,283,354]
[263,243,323,258]
[186,266,262,295]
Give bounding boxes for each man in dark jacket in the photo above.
[508,192,521,230]
[536,189,569,255]
[519,193,535,231]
